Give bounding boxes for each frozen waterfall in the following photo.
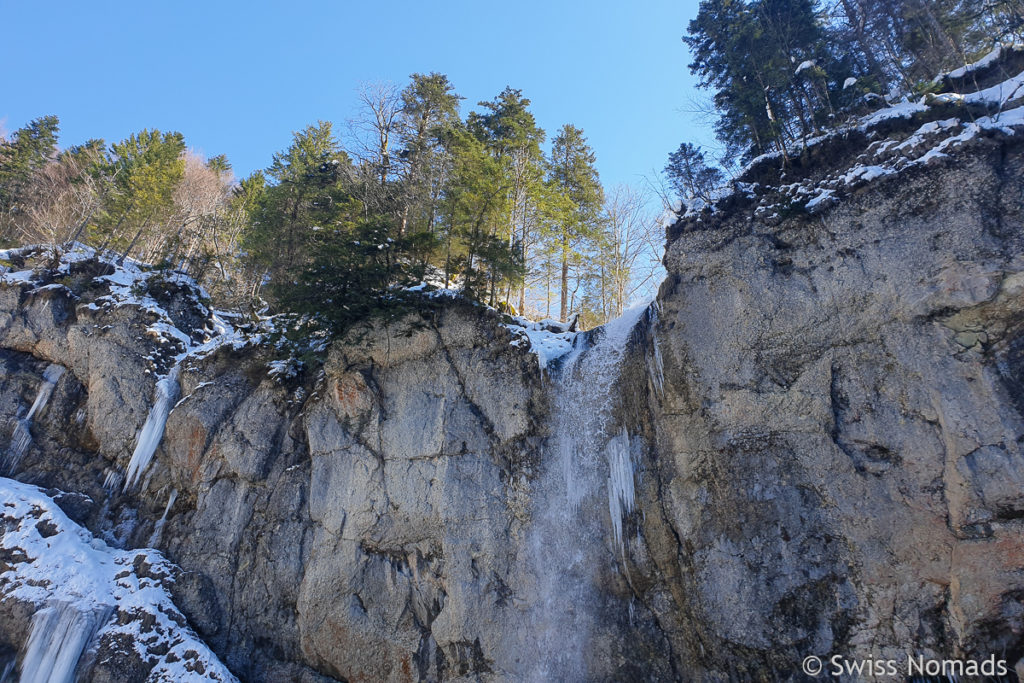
[525,302,648,679]
[19,602,109,683]
[147,488,178,546]
[3,364,64,474]
[123,365,181,491]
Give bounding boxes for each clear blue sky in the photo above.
[1,0,715,190]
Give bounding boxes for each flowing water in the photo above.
[524,303,649,680]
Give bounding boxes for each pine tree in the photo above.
[686,0,839,159]
[395,73,462,240]
[243,121,354,286]
[545,124,604,322]
[665,143,726,205]
[94,129,186,262]
[0,115,60,238]
[469,87,545,308]
[436,125,523,300]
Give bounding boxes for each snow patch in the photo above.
[0,477,236,682]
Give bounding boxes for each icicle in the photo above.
[525,302,651,679]
[102,469,122,491]
[19,602,108,683]
[606,430,635,551]
[3,364,64,474]
[123,365,181,491]
[147,489,178,547]
[648,318,665,399]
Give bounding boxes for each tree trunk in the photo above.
[560,237,569,322]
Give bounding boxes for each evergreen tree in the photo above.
[437,125,523,300]
[545,124,604,322]
[686,0,841,159]
[94,129,186,261]
[0,115,60,238]
[468,87,546,309]
[243,121,354,286]
[395,73,462,240]
[665,143,726,204]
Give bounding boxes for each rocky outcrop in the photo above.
[622,91,1024,678]
[4,52,1024,683]
[0,249,562,680]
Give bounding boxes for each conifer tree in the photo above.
[243,121,353,285]
[0,115,60,238]
[395,73,461,240]
[95,129,186,262]
[469,88,545,308]
[665,143,725,204]
[545,124,604,322]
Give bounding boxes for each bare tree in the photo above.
[20,156,102,249]
[348,82,402,217]
[603,184,664,317]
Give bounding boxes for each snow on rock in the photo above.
[268,357,303,380]
[681,52,1024,225]
[804,188,837,213]
[860,100,928,127]
[504,316,577,371]
[0,244,255,491]
[843,77,857,90]
[0,477,237,682]
[942,43,1024,80]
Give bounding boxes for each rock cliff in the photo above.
[2,51,1024,682]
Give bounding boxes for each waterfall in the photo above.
[19,603,108,683]
[525,303,648,679]
[606,429,635,551]
[123,365,181,491]
[147,488,178,547]
[3,364,64,474]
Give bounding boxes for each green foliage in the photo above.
[665,143,725,204]
[93,129,186,253]
[680,0,1021,164]
[686,0,838,160]
[437,124,522,299]
[242,121,354,279]
[278,219,433,332]
[0,115,60,230]
[545,124,604,321]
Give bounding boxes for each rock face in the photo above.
[3,59,1024,681]
[0,251,672,681]
[623,113,1024,677]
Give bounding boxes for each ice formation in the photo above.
[123,365,181,491]
[3,363,64,474]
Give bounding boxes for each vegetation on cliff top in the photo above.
[0,77,664,335]
[669,0,1024,207]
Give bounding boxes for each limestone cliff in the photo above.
[2,50,1024,683]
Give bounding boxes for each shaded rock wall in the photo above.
[625,131,1024,678]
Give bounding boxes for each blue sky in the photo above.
[1,0,714,190]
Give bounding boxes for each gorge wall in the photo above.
[3,58,1024,682]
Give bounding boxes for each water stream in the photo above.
[525,303,648,679]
